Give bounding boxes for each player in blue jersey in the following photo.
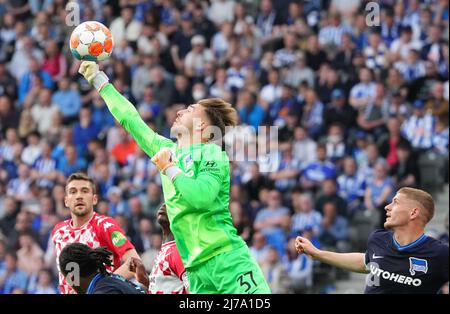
[59,243,148,294]
[295,187,449,293]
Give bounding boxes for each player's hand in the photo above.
[151,147,174,173]
[295,236,319,258]
[78,61,99,83]
[128,257,149,290]
[78,61,109,91]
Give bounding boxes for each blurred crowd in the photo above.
[0,0,449,294]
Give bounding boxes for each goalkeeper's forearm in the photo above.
[163,166,220,209]
[79,61,171,157]
[313,251,368,274]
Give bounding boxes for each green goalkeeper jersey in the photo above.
[100,84,246,268]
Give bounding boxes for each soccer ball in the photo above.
[70,21,113,62]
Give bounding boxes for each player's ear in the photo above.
[410,207,420,220]
[93,194,98,206]
[64,195,69,208]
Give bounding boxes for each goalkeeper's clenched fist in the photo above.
[151,148,182,181]
[78,61,109,92]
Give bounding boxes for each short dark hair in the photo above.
[65,172,96,194]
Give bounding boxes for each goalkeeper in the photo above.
[79,61,270,294]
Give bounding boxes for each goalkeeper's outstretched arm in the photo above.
[78,61,173,157]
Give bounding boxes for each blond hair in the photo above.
[198,98,238,138]
[398,187,435,223]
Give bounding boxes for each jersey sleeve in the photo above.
[100,83,174,157]
[172,145,224,209]
[98,216,135,260]
[168,245,186,280]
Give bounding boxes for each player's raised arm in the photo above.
[151,146,223,209]
[78,61,174,157]
[295,236,368,274]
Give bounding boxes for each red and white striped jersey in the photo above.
[52,212,134,294]
[149,241,188,294]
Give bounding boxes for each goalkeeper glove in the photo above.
[151,148,182,181]
[78,61,109,92]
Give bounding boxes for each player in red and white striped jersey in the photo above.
[149,204,188,294]
[51,172,147,294]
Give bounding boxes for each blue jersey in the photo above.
[87,273,147,294]
[364,230,449,294]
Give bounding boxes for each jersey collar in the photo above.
[392,233,427,251]
[70,212,96,230]
[86,273,103,294]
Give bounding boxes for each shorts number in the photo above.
[237,271,257,293]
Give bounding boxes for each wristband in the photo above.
[92,71,109,92]
[164,166,183,182]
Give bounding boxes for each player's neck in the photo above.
[163,231,174,243]
[79,274,96,294]
[71,211,95,229]
[393,226,425,246]
[177,133,206,149]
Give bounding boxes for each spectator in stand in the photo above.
[283,52,315,89]
[292,126,317,165]
[401,99,436,152]
[0,96,20,137]
[426,81,449,126]
[56,145,87,179]
[111,128,138,167]
[337,156,366,215]
[51,77,81,125]
[72,107,101,156]
[6,163,32,202]
[0,251,28,294]
[316,179,348,218]
[260,245,292,294]
[249,232,270,266]
[237,89,265,130]
[185,35,214,79]
[18,56,53,105]
[42,40,67,81]
[109,5,142,44]
[300,144,336,191]
[29,88,59,136]
[349,67,376,110]
[28,269,57,294]
[291,191,322,236]
[301,88,324,140]
[318,202,348,251]
[269,144,300,192]
[357,83,388,138]
[323,123,347,164]
[358,143,386,183]
[323,89,357,132]
[364,160,395,226]
[283,234,313,293]
[390,141,420,189]
[17,232,43,276]
[254,189,291,256]
[377,116,410,168]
